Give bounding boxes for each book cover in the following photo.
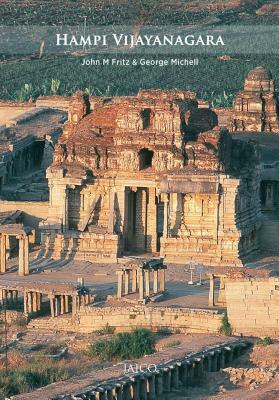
[0,1,278,399]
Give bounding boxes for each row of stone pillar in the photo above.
[117,268,166,301]
[49,293,91,318]
[24,291,42,314]
[49,294,70,318]
[0,289,19,305]
[59,343,247,400]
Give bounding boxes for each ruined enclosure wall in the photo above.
[76,306,223,334]
[226,278,279,338]
[35,96,70,111]
[0,103,35,125]
[0,201,48,242]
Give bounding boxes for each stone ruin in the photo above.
[231,66,279,133]
[37,69,279,267]
[116,258,167,304]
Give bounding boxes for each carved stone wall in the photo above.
[44,83,264,266]
[231,67,279,133]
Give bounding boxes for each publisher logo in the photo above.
[124,363,158,374]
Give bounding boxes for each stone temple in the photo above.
[0,66,278,269]
[32,66,278,267]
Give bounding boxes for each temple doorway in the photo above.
[124,186,158,254]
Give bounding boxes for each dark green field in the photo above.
[0,54,278,106]
[0,0,278,103]
[0,0,278,26]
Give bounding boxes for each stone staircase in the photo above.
[27,315,77,332]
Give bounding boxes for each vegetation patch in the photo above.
[255,337,272,346]
[88,328,155,361]
[95,323,116,336]
[219,312,232,336]
[0,351,88,400]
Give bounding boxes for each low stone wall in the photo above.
[226,277,279,337]
[77,306,223,334]
[36,96,70,111]
[0,103,36,126]
[0,310,27,324]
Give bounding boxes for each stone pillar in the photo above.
[39,293,42,311]
[181,362,188,386]
[1,289,7,307]
[187,363,195,383]
[13,290,18,304]
[77,295,81,310]
[144,270,150,297]
[158,268,165,292]
[171,365,179,389]
[210,351,217,372]
[132,269,137,293]
[23,292,28,314]
[209,274,215,307]
[163,368,171,392]
[27,292,32,313]
[146,187,157,253]
[62,186,69,232]
[131,377,140,400]
[194,357,203,378]
[115,384,123,400]
[205,354,212,372]
[60,295,65,314]
[225,346,233,364]
[162,194,169,238]
[217,276,226,305]
[123,187,130,242]
[148,375,156,400]
[139,376,147,400]
[95,390,106,400]
[220,349,225,369]
[122,384,131,400]
[85,293,90,305]
[18,236,25,276]
[215,349,221,371]
[18,235,29,276]
[65,295,69,313]
[124,270,130,295]
[153,270,158,294]
[117,271,123,299]
[49,296,55,318]
[138,269,144,300]
[72,295,77,318]
[108,189,115,234]
[155,372,164,395]
[32,292,38,313]
[106,388,113,400]
[24,236,29,275]
[0,234,7,273]
[54,296,59,316]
